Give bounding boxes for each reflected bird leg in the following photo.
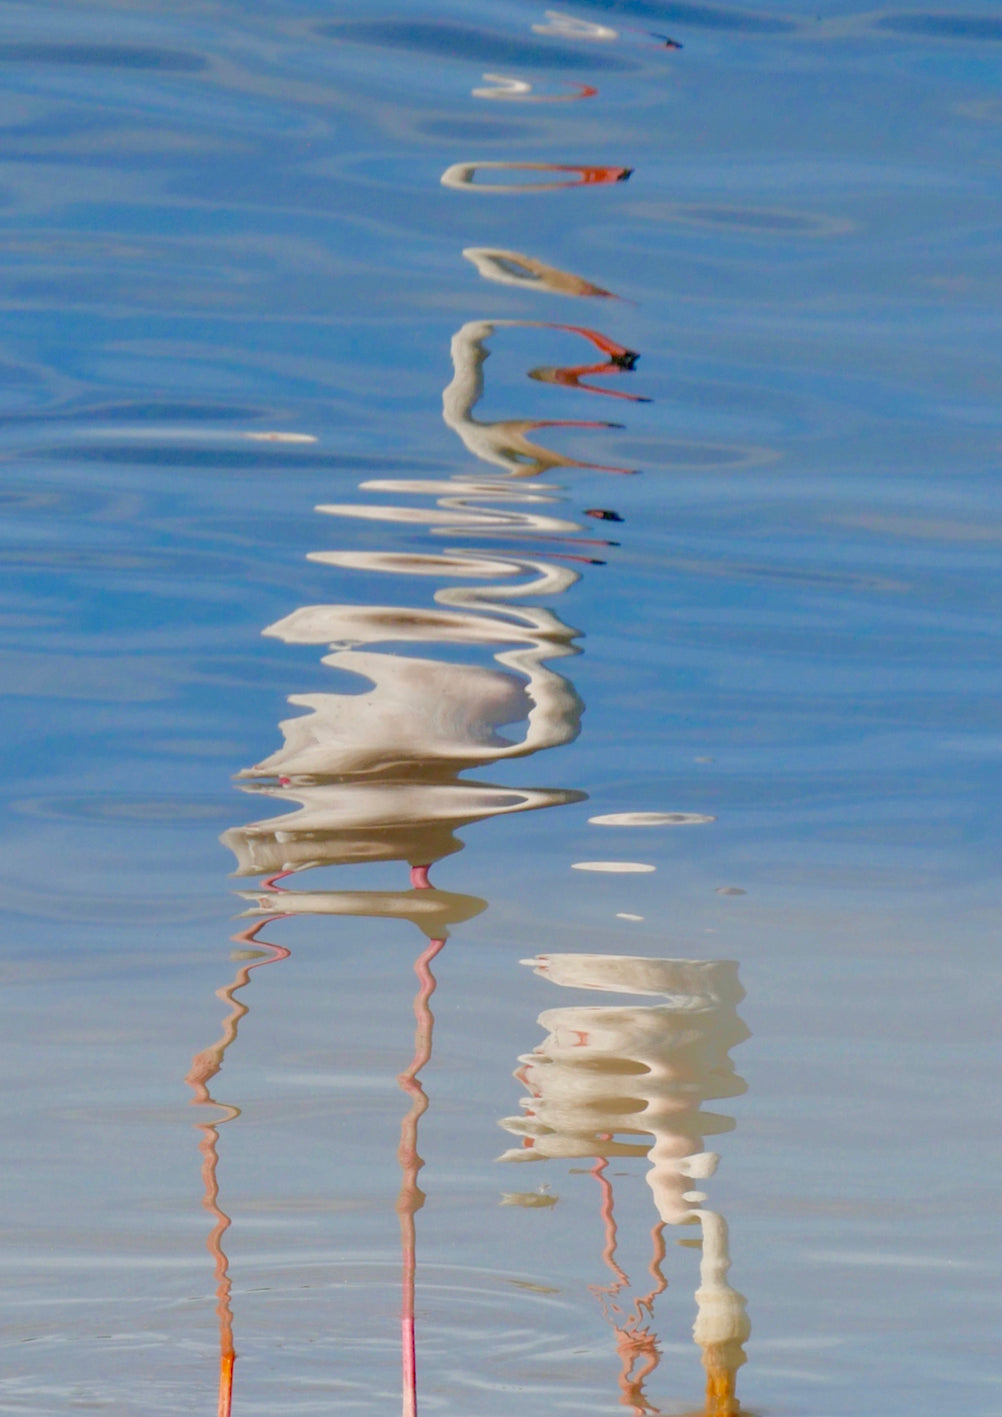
[616,1323,662,1417]
[588,1156,664,1416]
[634,1222,668,1321]
[397,936,447,1417]
[185,916,292,1417]
[589,1152,630,1303]
[409,863,433,891]
[260,868,295,891]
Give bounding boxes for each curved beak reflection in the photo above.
[444,319,642,476]
[501,954,751,1416]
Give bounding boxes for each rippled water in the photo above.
[3,3,1002,1415]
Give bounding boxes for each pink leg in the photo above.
[397,937,447,1417]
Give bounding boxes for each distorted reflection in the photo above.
[200,335,619,1404]
[222,551,586,881]
[589,811,716,826]
[532,10,618,40]
[185,916,291,1417]
[192,178,651,1403]
[472,73,598,101]
[441,160,632,192]
[528,323,650,403]
[463,247,614,297]
[444,319,641,475]
[500,954,750,1416]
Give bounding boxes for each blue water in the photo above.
[2,3,1002,1414]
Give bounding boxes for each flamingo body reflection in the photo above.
[501,954,751,1415]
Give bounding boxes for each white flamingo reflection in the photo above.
[500,954,751,1416]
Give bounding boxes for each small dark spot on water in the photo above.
[877,12,1002,41]
[0,42,205,71]
[716,886,747,896]
[318,20,636,71]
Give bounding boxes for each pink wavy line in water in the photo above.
[396,934,447,1417]
[185,913,292,1417]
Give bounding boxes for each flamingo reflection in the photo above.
[463,247,614,297]
[500,954,751,1415]
[185,915,291,1417]
[441,160,631,192]
[201,436,601,1413]
[443,319,643,475]
[472,74,598,101]
[191,35,650,1397]
[189,301,651,1415]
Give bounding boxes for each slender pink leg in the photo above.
[185,914,292,1417]
[261,869,294,891]
[397,937,446,1417]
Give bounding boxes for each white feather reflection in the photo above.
[225,484,590,880]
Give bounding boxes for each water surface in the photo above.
[2,2,1001,1415]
